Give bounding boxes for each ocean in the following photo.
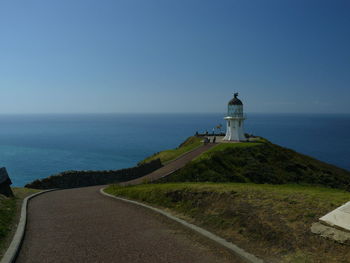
[0,113,349,186]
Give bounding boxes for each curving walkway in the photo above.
[15,143,241,263]
[15,186,240,263]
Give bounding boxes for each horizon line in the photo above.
[0,112,349,115]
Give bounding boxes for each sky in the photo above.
[0,0,349,114]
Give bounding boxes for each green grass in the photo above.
[105,183,350,263]
[105,182,350,211]
[140,136,203,164]
[196,142,262,161]
[0,197,16,243]
[0,188,40,257]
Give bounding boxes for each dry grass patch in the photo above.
[105,183,350,263]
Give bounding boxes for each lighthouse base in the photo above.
[223,131,246,142]
[223,118,246,142]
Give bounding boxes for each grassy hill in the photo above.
[106,137,350,262]
[105,183,350,263]
[140,136,203,165]
[159,138,350,191]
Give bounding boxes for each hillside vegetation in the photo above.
[0,188,39,257]
[105,183,350,263]
[140,136,203,164]
[161,139,350,191]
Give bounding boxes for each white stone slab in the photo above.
[320,201,350,232]
[311,222,350,244]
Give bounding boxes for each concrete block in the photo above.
[320,201,350,232]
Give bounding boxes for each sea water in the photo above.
[0,113,349,186]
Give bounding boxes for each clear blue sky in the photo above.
[1,0,349,114]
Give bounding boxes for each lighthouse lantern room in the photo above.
[223,93,246,141]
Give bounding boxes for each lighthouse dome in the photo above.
[227,93,244,117]
[228,93,243,105]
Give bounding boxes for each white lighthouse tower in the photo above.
[223,93,246,141]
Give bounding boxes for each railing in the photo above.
[195,132,226,137]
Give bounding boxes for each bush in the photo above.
[162,142,350,191]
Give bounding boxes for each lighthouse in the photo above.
[223,93,246,141]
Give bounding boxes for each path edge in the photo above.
[0,189,57,263]
[100,187,264,263]
[161,142,212,166]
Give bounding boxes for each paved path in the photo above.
[16,186,240,263]
[121,143,216,186]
